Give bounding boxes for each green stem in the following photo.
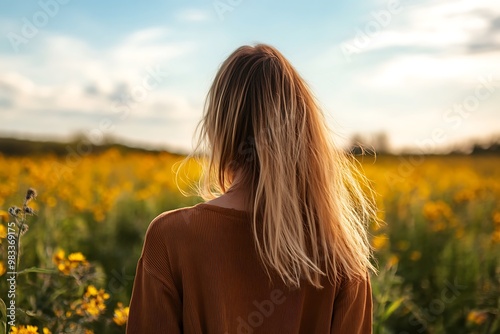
[15,224,22,277]
[15,198,29,275]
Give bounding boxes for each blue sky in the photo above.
[0,0,499,153]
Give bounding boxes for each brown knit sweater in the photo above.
[126,203,373,334]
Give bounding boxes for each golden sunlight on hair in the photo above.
[181,43,379,289]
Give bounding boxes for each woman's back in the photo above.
[127,43,377,333]
[126,203,372,333]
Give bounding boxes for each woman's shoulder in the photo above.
[145,202,250,244]
[146,205,198,238]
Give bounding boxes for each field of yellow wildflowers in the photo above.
[0,148,499,333]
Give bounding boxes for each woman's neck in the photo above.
[205,169,252,212]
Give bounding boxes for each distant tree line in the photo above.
[349,132,391,155]
[0,133,498,156]
[349,132,500,155]
[0,136,184,157]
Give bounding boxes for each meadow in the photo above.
[0,147,499,333]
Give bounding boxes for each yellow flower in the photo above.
[492,229,500,244]
[0,262,6,276]
[432,222,447,232]
[453,189,475,203]
[46,196,57,208]
[68,252,88,270]
[493,211,500,225]
[0,210,8,223]
[10,325,39,334]
[423,201,453,221]
[113,302,130,326]
[93,208,105,222]
[410,251,421,261]
[68,252,86,262]
[0,225,5,245]
[52,249,65,263]
[53,249,89,275]
[0,223,6,239]
[386,254,399,268]
[467,310,488,325]
[372,234,389,250]
[423,201,454,232]
[57,263,70,275]
[43,328,51,334]
[85,285,98,297]
[74,285,111,319]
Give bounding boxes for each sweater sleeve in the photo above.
[331,275,373,334]
[126,215,182,334]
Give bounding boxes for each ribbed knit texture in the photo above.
[126,203,373,334]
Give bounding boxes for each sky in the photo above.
[0,0,499,153]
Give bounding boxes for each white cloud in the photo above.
[126,27,171,44]
[343,0,500,54]
[334,0,500,89]
[314,0,500,151]
[0,28,203,151]
[358,52,500,90]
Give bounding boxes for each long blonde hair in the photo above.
[181,44,377,289]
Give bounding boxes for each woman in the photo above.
[127,44,377,333]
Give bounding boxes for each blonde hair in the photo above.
[181,44,377,289]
